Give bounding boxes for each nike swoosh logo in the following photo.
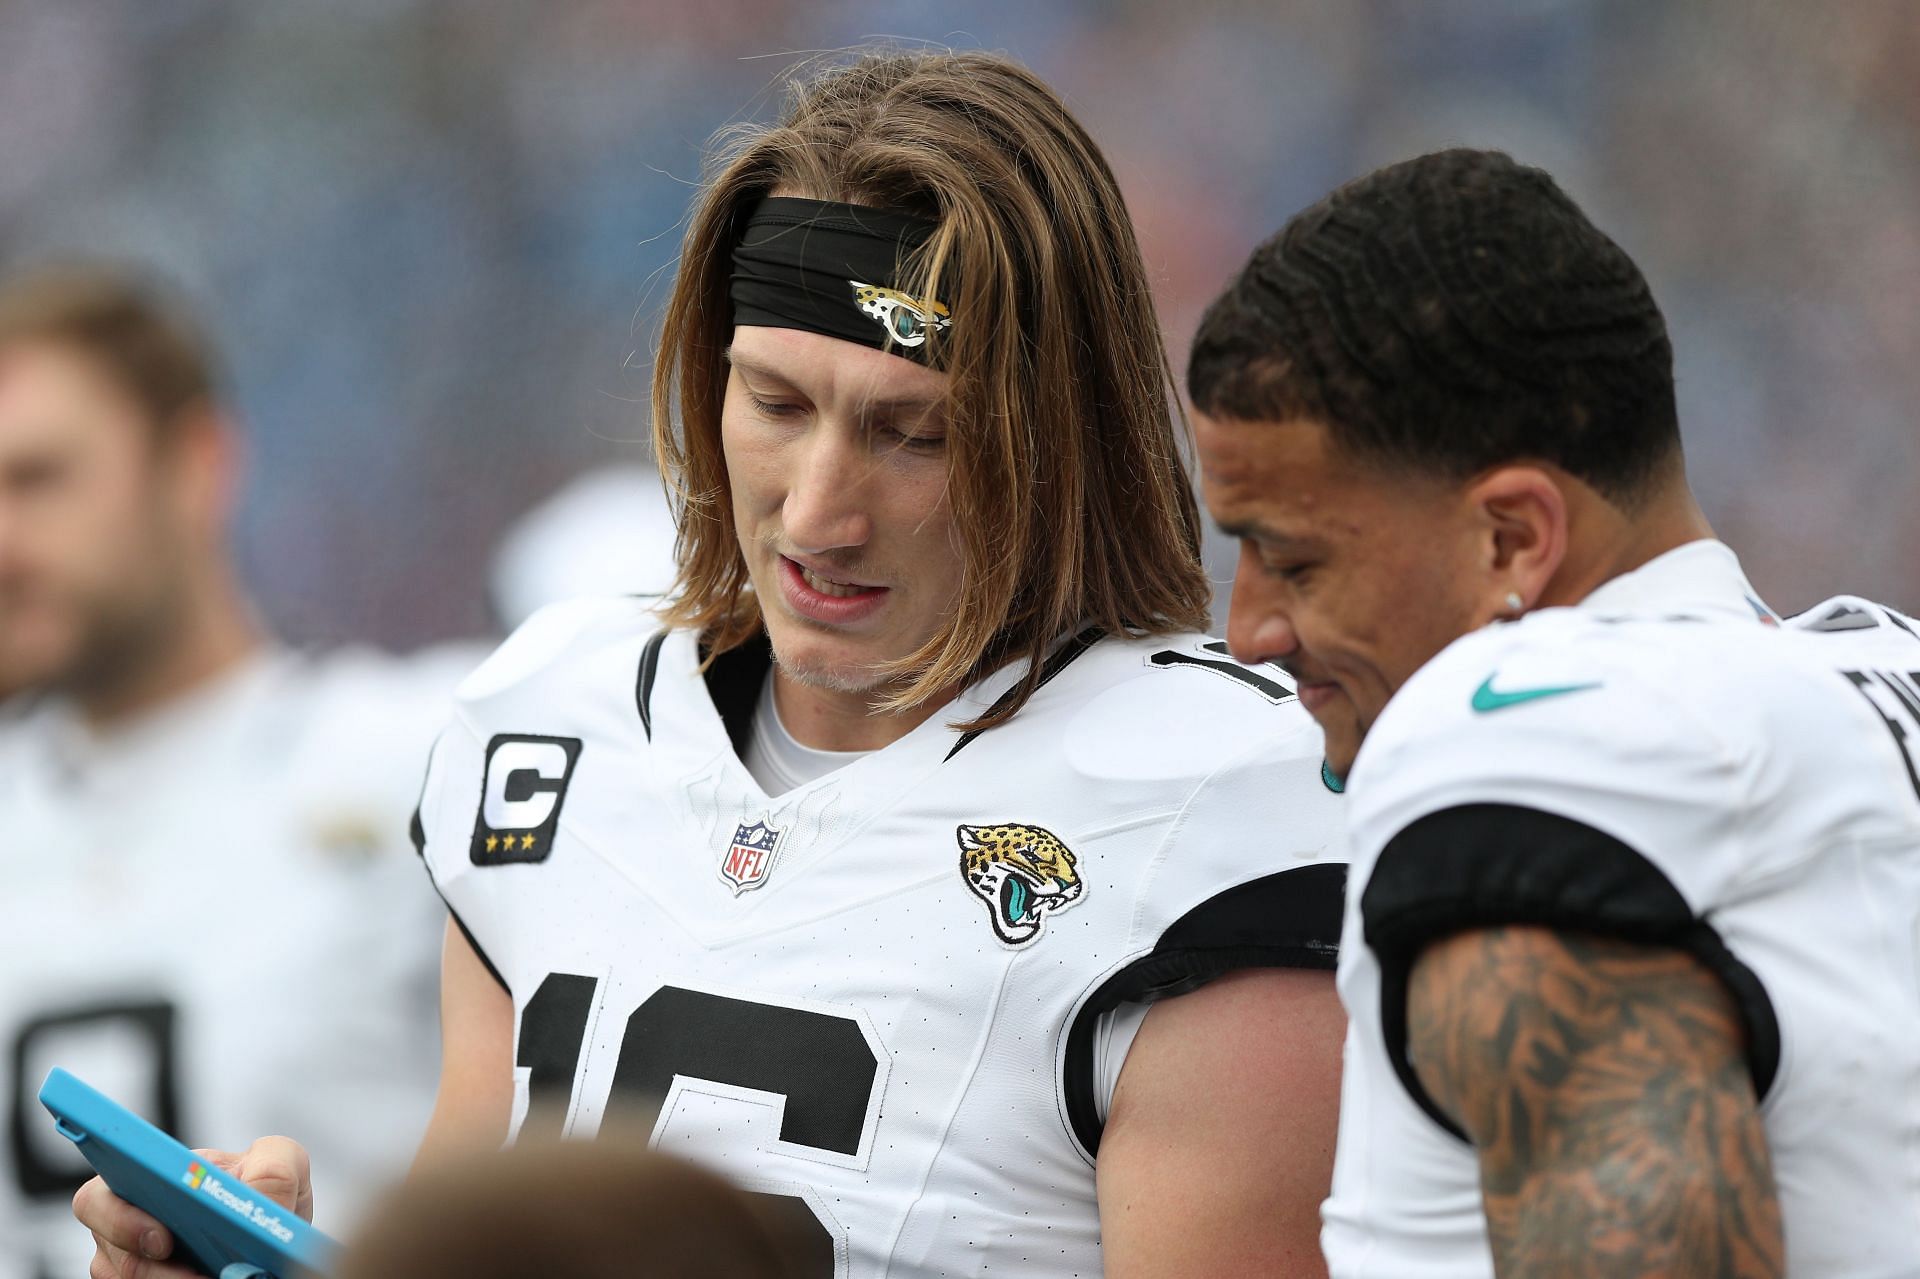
[1470,674,1602,713]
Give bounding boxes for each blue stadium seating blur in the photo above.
[3,0,1913,643]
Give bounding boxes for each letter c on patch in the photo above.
[470,733,583,866]
[484,739,571,830]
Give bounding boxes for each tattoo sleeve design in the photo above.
[1406,927,1785,1278]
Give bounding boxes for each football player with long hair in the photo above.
[81,50,1348,1278]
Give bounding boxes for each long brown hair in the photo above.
[653,49,1210,730]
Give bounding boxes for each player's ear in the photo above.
[162,402,242,542]
[1467,464,1566,614]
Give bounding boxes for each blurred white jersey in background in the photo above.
[0,644,478,1279]
[489,466,679,630]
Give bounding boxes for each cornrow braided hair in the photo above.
[1189,148,1682,506]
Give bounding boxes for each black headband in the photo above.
[729,196,953,363]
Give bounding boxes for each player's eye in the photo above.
[875,422,946,454]
[746,393,802,420]
[1259,554,1313,584]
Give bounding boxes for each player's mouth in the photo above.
[800,564,866,598]
[778,555,889,625]
[1293,677,1344,716]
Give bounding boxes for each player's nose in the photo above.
[1226,611,1299,667]
[1225,550,1299,665]
[782,422,873,553]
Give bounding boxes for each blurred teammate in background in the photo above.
[82,49,1349,1278]
[0,264,472,1279]
[1194,149,1920,1276]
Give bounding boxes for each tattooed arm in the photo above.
[1406,926,1784,1278]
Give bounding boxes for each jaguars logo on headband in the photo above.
[957,822,1085,947]
[850,282,952,348]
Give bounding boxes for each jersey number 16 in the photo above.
[516,973,886,1278]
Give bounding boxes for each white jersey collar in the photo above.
[1576,539,1773,624]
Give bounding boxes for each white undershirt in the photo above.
[738,671,1148,1126]
[741,672,870,796]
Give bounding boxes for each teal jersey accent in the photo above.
[1321,760,1346,793]
[1469,674,1603,714]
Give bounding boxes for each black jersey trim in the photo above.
[406,734,439,862]
[410,796,512,996]
[945,628,1104,762]
[1061,862,1346,1160]
[700,632,775,759]
[445,902,511,996]
[1361,802,1781,1143]
[635,628,669,739]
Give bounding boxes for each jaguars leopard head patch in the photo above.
[957,822,1085,947]
[850,281,951,348]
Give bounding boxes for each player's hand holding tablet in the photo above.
[75,1136,314,1279]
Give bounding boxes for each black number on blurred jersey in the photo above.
[517,975,880,1278]
[8,1000,182,1198]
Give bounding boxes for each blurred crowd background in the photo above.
[3,0,1914,649]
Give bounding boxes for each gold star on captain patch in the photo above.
[519,833,536,851]
[485,834,499,853]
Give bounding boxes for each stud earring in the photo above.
[1504,591,1525,614]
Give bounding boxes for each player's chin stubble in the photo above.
[58,571,189,701]
[763,624,897,699]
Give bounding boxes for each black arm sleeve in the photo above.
[1361,802,1779,1140]
[1062,861,1346,1158]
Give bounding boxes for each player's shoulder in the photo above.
[1385,601,1781,741]
[1378,609,1645,737]
[453,595,663,727]
[1036,630,1325,786]
[1351,607,1768,833]
[1785,593,1920,646]
[1771,592,1920,774]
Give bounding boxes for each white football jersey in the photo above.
[0,645,477,1279]
[415,599,1347,1278]
[1323,541,1920,1277]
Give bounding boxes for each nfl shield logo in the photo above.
[719,818,783,895]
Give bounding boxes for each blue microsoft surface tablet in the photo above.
[38,1067,337,1279]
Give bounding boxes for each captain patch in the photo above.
[470,734,583,866]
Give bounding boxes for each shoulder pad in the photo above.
[457,596,657,705]
[1790,594,1920,639]
[1061,634,1321,786]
